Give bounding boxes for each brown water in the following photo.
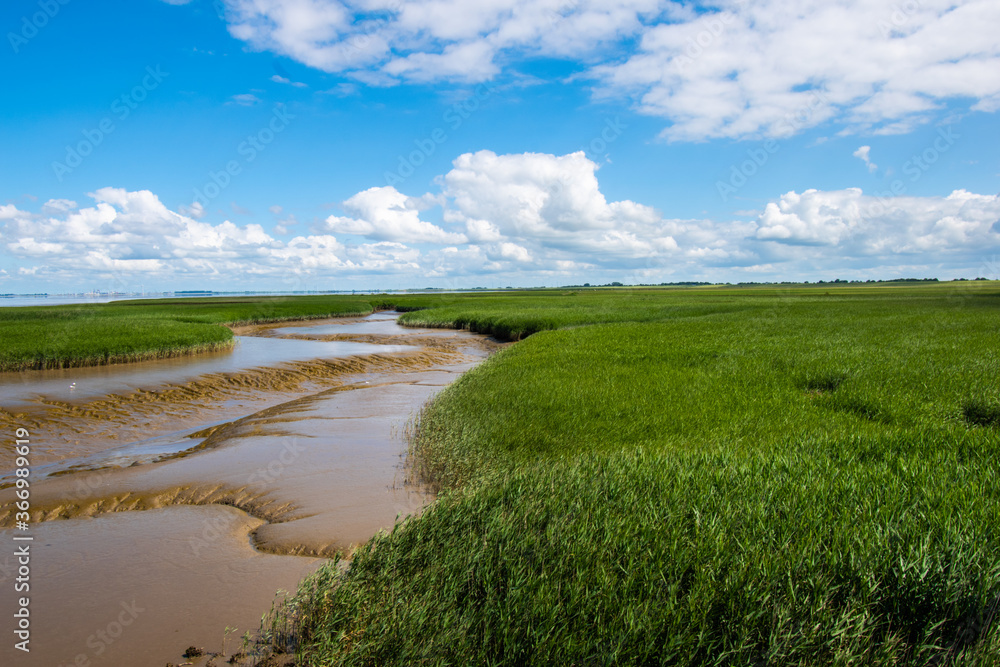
[0,313,495,666]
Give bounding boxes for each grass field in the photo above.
[276,283,1000,665]
[0,295,379,370]
[3,284,999,664]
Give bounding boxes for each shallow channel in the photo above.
[0,313,494,666]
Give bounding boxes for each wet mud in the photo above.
[0,313,496,666]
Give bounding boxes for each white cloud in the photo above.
[593,0,1000,139]
[213,0,1000,140]
[3,160,998,291]
[498,242,532,263]
[271,74,308,88]
[320,186,467,244]
[42,198,78,213]
[0,204,26,220]
[0,188,442,290]
[440,150,676,261]
[382,40,500,83]
[972,94,1000,113]
[222,0,662,83]
[321,82,359,96]
[756,188,1000,254]
[179,201,206,219]
[853,146,877,173]
[465,218,502,242]
[230,93,262,106]
[274,213,299,235]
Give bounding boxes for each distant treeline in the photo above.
[734,277,994,286]
[558,277,995,288]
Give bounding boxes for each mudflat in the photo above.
[0,313,494,667]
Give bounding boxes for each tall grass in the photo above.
[6,284,1000,662]
[0,295,380,371]
[278,284,1000,665]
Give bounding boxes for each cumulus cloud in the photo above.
[0,188,439,290]
[0,204,27,220]
[464,218,503,242]
[320,186,467,244]
[441,150,676,262]
[756,188,1000,254]
[3,155,998,291]
[274,212,299,235]
[497,242,532,263]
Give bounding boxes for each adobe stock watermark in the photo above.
[943,255,1000,309]
[549,116,629,199]
[580,117,627,163]
[877,0,922,37]
[7,0,70,53]
[860,125,959,221]
[63,467,115,504]
[540,0,580,30]
[246,439,305,488]
[981,255,1000,281]
[384,82,495,187]
[189,439,304,557]
[674,1,747,72]
[189,510,242,558]
[51,65,169,182]
[56,600,145,667]
[326,0,403,61]
[191,104,295,208]
[716,90,829,202]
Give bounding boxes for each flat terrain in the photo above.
[0,296,379,371]
[299,283,1000,665]
[4,283,999,664]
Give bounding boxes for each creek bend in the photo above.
[0,312,495,667]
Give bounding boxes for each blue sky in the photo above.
[1,0,999,293]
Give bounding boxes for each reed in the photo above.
[0,295,379,371]
[281,283,1000,665]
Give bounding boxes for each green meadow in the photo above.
[291,283,1000,665]
[0,295,377,370]
[3,284,1000,664]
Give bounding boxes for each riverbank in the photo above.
[3,285,998,664]
[0,313,494,666]
[0,295,384,371]
[276,285,1000,665]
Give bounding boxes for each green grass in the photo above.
[0,295,381,370]
[275,283,1000,665]
[4,283,1000,663]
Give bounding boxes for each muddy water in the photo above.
[0,334,417,475]
[0,313,494,667]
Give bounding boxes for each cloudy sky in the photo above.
[1,0,998,292]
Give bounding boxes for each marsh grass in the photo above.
[274,284,1000,665]
[5,284,1000,664]
[0,296,379,371]
[296,445,1000,665]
